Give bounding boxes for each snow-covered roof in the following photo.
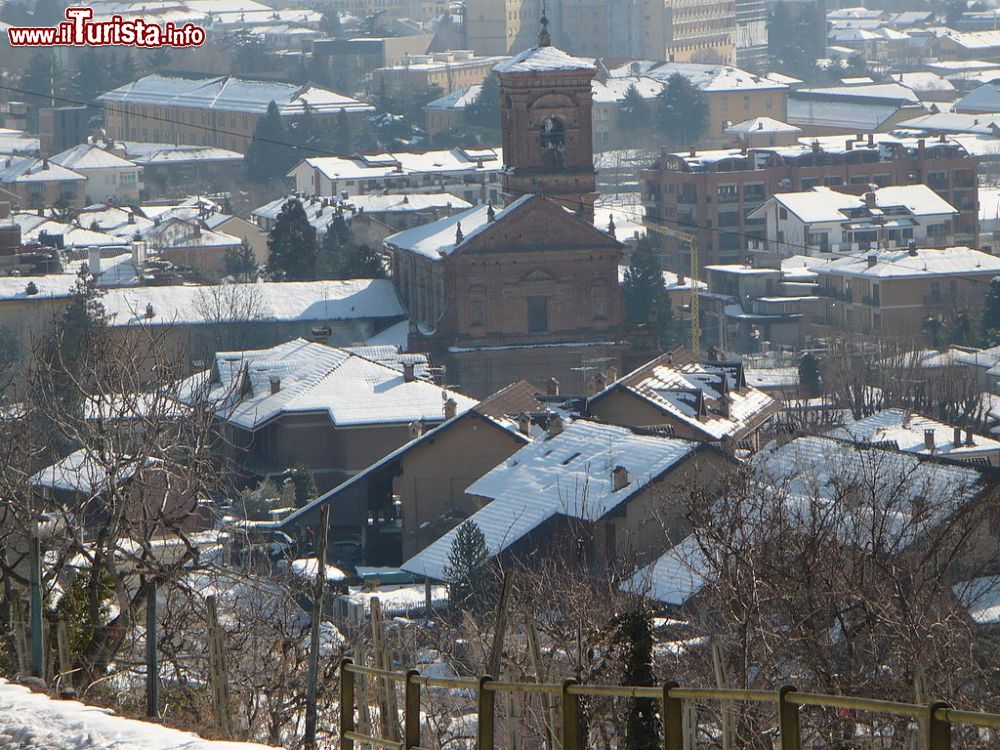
[11,212,127,250]
[953,576,1000,624]
[295,146,501,182]
[143,217,241,249]
[0,679,280,750]
[611,61,787,92]
[725,116,801,135]
[103,141,244,165]
[787,97,922,131]
[623,535,710,606]
[955,82,1000,114]
[494,45,596,74]
[30,448,144,494]
[98,74,374,117]
[748,184,957,224]
[591,76,665,104]
[99,279,405,327]
[50,143,138,171]
[0,131,40,156]
[194,338,476,431]
[0,156,85,184]
[384,194,533,261]
[290,557,347,583]
[944,29,1000,51]
[814,245,1000,278]
[896,111,1000,134]
[891,72,957,94]
[403,420,701,580]
[826,408,1000,458]
[425,84,483,110]
[745,367,800,390]
[591,353,781,442]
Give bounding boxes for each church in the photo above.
[384,19,629,398]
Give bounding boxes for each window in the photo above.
[720,98,728,112]
[929,281,941,303]
[824,176,843,187]
[718,184,739,203]
[743,96,751,111]
[539,117,566,169]
[779,207,788,220]
[766,95,773,109]
[527,296,549,333]
[591,281,608,321]
[468,285,485,327]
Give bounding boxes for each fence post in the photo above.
[926,701,952,750]
[478,676,495,750]
[145,579,158,719]
[662,682,683,750]
[404,670,421,750]
[29,531,44,680]
[778,686,800,750]
[340,658,355,750]
[561,679,581,750]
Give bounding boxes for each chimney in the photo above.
[846,140,853,151]
[954,426,963,447]
[908,240,918,256]
[965,429,976,446]
[403,362,415,382]
[145,302,155,319]
[918,138,926,157]
[86,247,102,276]
[518,412,531,436]
[924,428,935,452]
[689,146,697,158]
[546,377,560,396]
[443,396,457,419]
[612,465,630,491]
[547,415,563,438]
[408,420,424,439]
[867,254,878,268]
[864,191,877,209]
[0,201,10,219]
[131,240,146,269]
[193,223,201,237]
[127,212,135,224]
[270,376,281,395]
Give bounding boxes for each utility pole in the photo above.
[146,579,159,718]
[305,505,330,749]
[29,522,44,680]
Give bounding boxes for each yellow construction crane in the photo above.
[643,218,701,354]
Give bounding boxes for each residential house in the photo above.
[828,408,1000,466]
[279,379,547,565]
[0,156,86,210]
[786,83,928,136]
[587,351,780,449]
[424,84,483,137]
[402,419,733,581]
[186,338,478,491]
[747,184,962,259]
[289,147,503,205]
[49,144,143,204]
[143,216,243,275]
[813,245,1000,338]
[724,117,802,147]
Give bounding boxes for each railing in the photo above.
[339,659,1000,750]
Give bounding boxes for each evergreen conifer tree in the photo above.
[223,239,258,280]
[267,198,318,280]
[622,239,674,348]
[443,521,493,612]
[982,278,1000,345]
[798,352,821,397]
[619,84,650,144]
[656,74,709,147]
[246,101,293,183]
[335,108,353,154]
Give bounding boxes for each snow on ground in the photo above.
[0,679,281,749]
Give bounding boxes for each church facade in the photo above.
[384,24,630,397]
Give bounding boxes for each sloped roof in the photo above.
[827,408,1000,458]
[402,420,701,580]
[725,116,801,135]
[494,45,596,74]
[955,83,1000,113]
[196,338,476,431]
[0,156,85,183]
[589,352,780,441]
[98,74,373,116]
[814,245,1000,278]
[50,143,137,170]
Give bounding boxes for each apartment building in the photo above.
[641,133,979,272]
[289,147,503,205]
[748,184,960,259]
[0,156,86,211]
[607,61,789,147]
[98,75,374,154]
[49,144,143,204]
[372,51,505,98]
[464,0,735,64]
[814,245,1000,338]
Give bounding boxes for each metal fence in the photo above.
[339,659,1000,750]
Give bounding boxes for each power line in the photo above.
[0,82,968,270]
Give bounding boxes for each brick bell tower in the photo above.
[494,14,598,223]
